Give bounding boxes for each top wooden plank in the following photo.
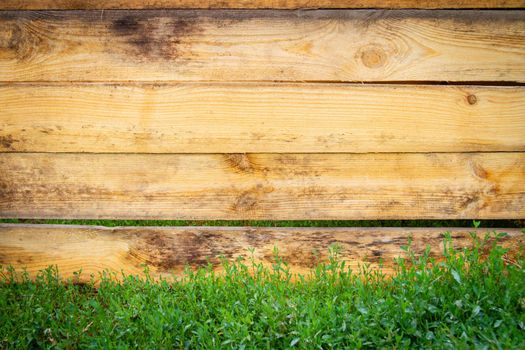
[1,0,524,9]
[1,10,524,82]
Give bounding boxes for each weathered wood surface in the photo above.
[0,224,522,281]
[1,0,524,10]
[2,84,524,153]
[1,11,524,82]
[1,153,523,220]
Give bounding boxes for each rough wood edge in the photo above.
[1,0,524,9]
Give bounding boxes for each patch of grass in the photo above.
[0,218,523,228]
[1,234,524,349]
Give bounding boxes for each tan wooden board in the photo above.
[0,224,522,281]
[1,153,523,220]
[1,0,524,10]
[2,83,524,153]
[1,10,524,82]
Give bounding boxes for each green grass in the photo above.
[1,233,524,349]
[0,218,523,228]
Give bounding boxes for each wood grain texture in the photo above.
[1,153,523,220]
[1,224,523,281]
[1,10,524,82]
[1,0,524,10]
[2,83,524,153]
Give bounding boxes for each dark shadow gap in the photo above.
[0,218,523,228]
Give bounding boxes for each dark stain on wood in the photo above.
[111,16,141,34]
[365,249,384,263]
[110,14,202,61]
[0,135,18,150]
[125,230,186,271]
[122,229,345,272]
[123,229,243,272]
[2,9,525,22]
[372,250,383,257]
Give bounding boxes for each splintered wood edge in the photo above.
[1,224,523,282]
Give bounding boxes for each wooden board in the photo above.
[1,224,523,281]
[1,153,523,220]
[1,10,524,82]
[2,83,524,153]
[1,0,524,10]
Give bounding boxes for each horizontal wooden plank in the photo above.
[2,0,524,10]
[1,153,523,220]
[1,224,523,281]
[1,10,524,82]
[2,84,524,153]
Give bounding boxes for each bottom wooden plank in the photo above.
[0,224,522,282]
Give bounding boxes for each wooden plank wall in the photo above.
[0,1,524,279]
